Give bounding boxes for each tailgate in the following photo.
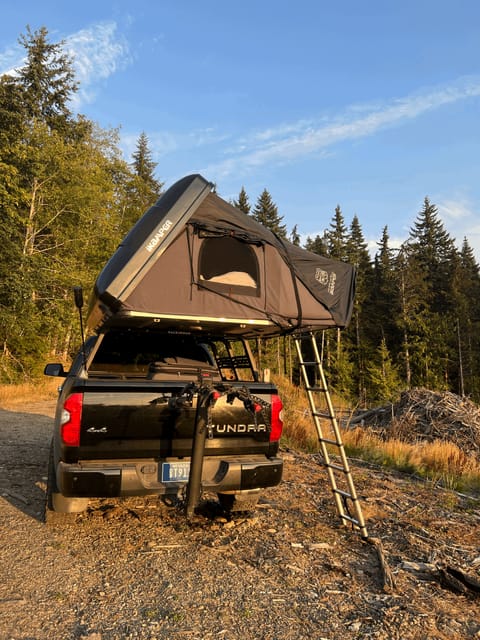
[77,381,276,460]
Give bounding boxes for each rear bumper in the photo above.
[57,455,283,498]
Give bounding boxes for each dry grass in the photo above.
[342,427,480,493]
[0,379,59,409]
[274,374,480,495]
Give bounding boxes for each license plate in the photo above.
[161,461,190,483]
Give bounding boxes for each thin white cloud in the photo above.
[66,22,131,106]
[437,197,480,257]
[0,22,130,107]
[204,76,480,179]
[437,198,473,221]
[0,44,23,76]
[121,128,230,163]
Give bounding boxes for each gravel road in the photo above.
[1,402,480,640]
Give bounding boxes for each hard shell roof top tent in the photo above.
[86,174,356,338]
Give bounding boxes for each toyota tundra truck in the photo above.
[44,327,283,523]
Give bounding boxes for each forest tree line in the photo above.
[1,27,480,404]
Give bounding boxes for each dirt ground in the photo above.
[0,401,479,640]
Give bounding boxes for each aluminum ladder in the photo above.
[294,332,368,538]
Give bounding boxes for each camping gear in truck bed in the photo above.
[147,356,220,381]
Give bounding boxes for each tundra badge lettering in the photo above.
[86,426,108,433]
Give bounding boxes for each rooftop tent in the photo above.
[86,174,356,337]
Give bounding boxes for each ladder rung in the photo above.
[339,513,362,526]
[312,410,332,419]
[299,360,318,366]
[333,488,353,499]
[325,462,347,473]
[319,437,341,446]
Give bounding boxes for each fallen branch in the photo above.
[400,560,480,597]
[366,537,396,592]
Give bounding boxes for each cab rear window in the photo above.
[89,330,213,376]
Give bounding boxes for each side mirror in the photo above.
[44,363,67,377]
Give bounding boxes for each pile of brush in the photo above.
[350,388,480,456]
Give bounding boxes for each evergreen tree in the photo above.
[405,197,460,388]
[460,237,480,272]
[305,233,328,255]
[290,224,301,246]
[344,215,374,399]
[251,189,287,238]
[232,186,251,215]
[0,75,26,148]
[365,338,402,403]
[371,227,402,351]
[407,197,457,314]
[0,27,135,380]
[394,241,432,388]
[249,188,286,372]
[324,205,349,260]
[454,238,480,397]
[16,26,78,132]
[131,132,162,191]
[121,132,163,233]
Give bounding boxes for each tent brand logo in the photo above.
[315,268,336,295]
[315,268,329,285]
[145,219,173,252]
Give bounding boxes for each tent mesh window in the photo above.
[198,236,260,296]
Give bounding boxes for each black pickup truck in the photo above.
[44,327,283,522]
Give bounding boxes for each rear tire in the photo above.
[218,490,260,514]
[44,440,88,525]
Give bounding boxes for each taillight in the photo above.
[60,393,83,446]
[269,394,283,442]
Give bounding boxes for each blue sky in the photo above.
[2,1,480,259]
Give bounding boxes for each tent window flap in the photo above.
[198,236,260,296]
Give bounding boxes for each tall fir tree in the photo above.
[249,188,286,372]
[406,197,460,388]
[131,132,162,191]
[305,233,328,255]
[251,189,287,238]
[454,238,480,397]
[407,197,458,314]
[324,205,349,260]
[345,215,374,400]
[290,224,301,246]
[371,227,402,351]
[16,26,78,132]
[0,27,135,380]
[232,186,251,215]
[121,132,163,234]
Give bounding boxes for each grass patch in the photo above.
[342,428,480,493]
[0,379,59,408]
